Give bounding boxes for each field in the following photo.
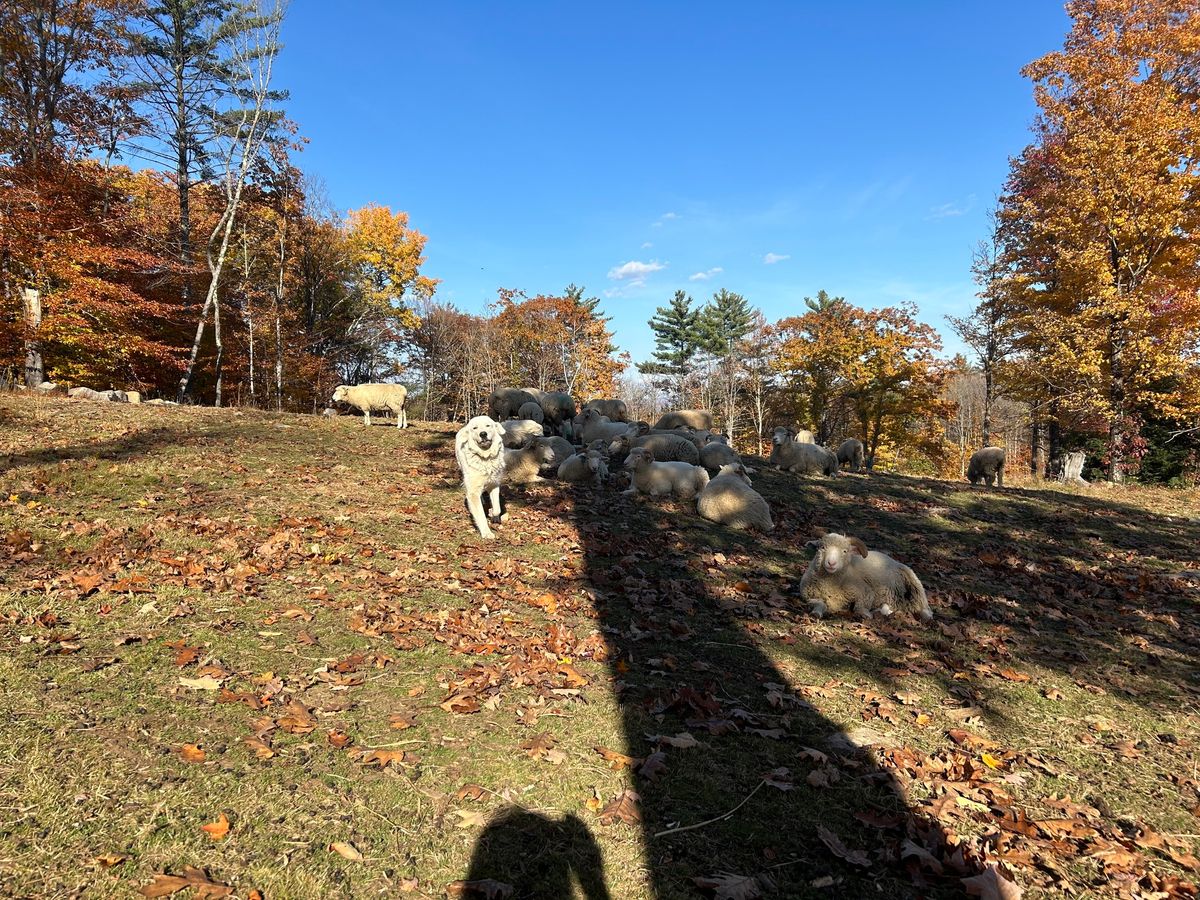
[1,393,1198,900]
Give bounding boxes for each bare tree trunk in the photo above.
[23,288,44,387]
[213,294,224,406]
[274,306,283,411]
[243,224,256,405]
[1030,418,1046,479]
[1107,325,1127,483]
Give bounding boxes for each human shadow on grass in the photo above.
[558,484,969,898]
[462,808,613,900]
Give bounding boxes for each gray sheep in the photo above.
[332,384,408,427]
[523,388,577,436]
[517,401,545,424]
[504,438,558,485]
[967,447,1006,486]
[653,409,715,431]
[501,419,545,448]
[609,432,700,467]
[539,435,577,470]
[622,447,710,500]
[699,435,741,474]
[489,388,539,421]
[836,438,865,472]
[558,449,609,487]
[696,463,774,531]
[583,398,629,422]
[770,432,839,475]
[800,532,932,621]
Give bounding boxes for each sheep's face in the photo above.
[586,451,603,473]
[632,422,650,436]
[580,408,602,425]
[332,386,350,403]
[625,447,653,470]
[610,435,630,454]
[772,427,793,445]
[534,442,556,465]
[808,533,868,575]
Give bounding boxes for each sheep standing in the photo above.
[489,388,539,421]
[523,388,577,436]
[653,409,714,431]
[583,398,629,422]
[800,532,932,621]
[770,433,839,475]
[517,401,545,424]
[558,449,609,487]
[967,447,1006,486]
[332,384,408,428]
[623,447,709,500]
[504,439,558,485]
[502,419,545,448]
[836,438,865,472]
[697,464,773,531]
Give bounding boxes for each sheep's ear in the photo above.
[850,537,869,557]
[804,539,821,550]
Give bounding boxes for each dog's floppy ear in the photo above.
[850,536,869,557]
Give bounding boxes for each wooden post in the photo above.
[23,288,44,387]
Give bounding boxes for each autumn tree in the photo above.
[1004,0,1200,480]
[771,291,856,443]
[696,288,754,439]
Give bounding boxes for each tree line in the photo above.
[2,0,1196,485]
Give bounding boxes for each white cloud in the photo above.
[763,252,790,265]
[608,259,666,280]
[651,211,679,228]
[688,267,724,282]
[641,241,653,249]
[926,195,976,220]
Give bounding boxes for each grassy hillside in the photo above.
[1,393,1198,899]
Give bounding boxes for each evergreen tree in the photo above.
[697,289,754,439]
[804,289,844,313]
[638,290,701,402]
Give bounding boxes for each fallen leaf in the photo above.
[177,744,206,763]
[178,675,222,691]
[816,825,870,868]
[445,879,514,899]
[139,867,231,898]
[962,865,1022,899]
[94,853,128,868]
[453,809,489,828]
[598,789,641,826]
[594,746,639,769]
[329,841,363,861]
[200,813,230,841]
[327,729,352,749]
[693,871,773,899]
[455,783,487,801]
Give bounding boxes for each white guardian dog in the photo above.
[455,415,508,539]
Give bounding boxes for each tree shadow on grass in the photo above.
[554,485,971,898]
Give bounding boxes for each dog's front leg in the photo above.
[488,486,507,523]
[467,491,495,539]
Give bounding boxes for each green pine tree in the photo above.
[638,290,701,401]
[804,289,845,313]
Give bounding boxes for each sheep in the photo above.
[501,418,545,448]
[503,437,558,485]
[697,463,774,531]
[622,447,709,500]
[608,432,700,467]
[967,447,1006,487]
[653,409,714,432]
[578,408,635,444]
[800,532,933,621]
[523,388,577,436]
[67,387,127,402]
[836,438,865,472]
[699,436,741,474]
[793,429,815,444]
[769,433,839,475]
[332,383,408,427]
[557,449,609,487]
[489,388,539,421]
[771,425,814,445]
[539,435,576,469]
[583,398,629,422]
[517,401,545,425]
[321,407,339,418]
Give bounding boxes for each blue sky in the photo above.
[276,1,1071,364]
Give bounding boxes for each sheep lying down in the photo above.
[622,447,709,500]
[800,532,932,621]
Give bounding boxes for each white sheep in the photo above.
[770,433,839,475]
[800,532,932,621]
[622,447,709,500]
[558,449,609,487]
[504,438,558,484]
[583,398,629,422]
[609,432,700,466]
[578,408,635,444]
[332,383,408,428]
[502,418,545,448]
[836,438,865,472]
[68,387,127,402]
[696,463,773,531]
[771,425,814,445]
